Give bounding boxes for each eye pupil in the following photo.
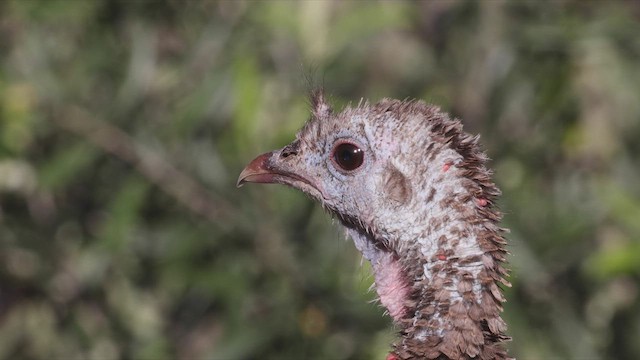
[333,143,364,171]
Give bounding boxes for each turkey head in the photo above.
[238,91,511,360]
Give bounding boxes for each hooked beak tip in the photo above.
[237,152,277,188]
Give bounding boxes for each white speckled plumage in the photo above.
[238,91,511,359]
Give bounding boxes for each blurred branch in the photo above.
[52,106,237,228]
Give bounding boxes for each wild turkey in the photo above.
[238,91,511,359]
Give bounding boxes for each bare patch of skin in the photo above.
[372,252,411,321]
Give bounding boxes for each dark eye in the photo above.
[332,142,364,171]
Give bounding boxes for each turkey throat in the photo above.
[336,190,510,360]
[338,215,412,321]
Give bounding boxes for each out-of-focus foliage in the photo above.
[0,1,639,359]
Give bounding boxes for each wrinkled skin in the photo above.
[238,91,511,359]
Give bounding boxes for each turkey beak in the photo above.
[237,149,323,198]
[236,151,279,187]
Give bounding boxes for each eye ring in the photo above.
[331,140,364,172]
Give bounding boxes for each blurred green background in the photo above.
[1,1,639,359]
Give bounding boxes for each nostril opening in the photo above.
[281,150,297,158]
[280,142,300,158]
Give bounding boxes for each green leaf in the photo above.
[38,143,98,190]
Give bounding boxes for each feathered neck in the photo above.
[341,100,512,359]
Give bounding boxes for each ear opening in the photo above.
[382,164,412,205]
